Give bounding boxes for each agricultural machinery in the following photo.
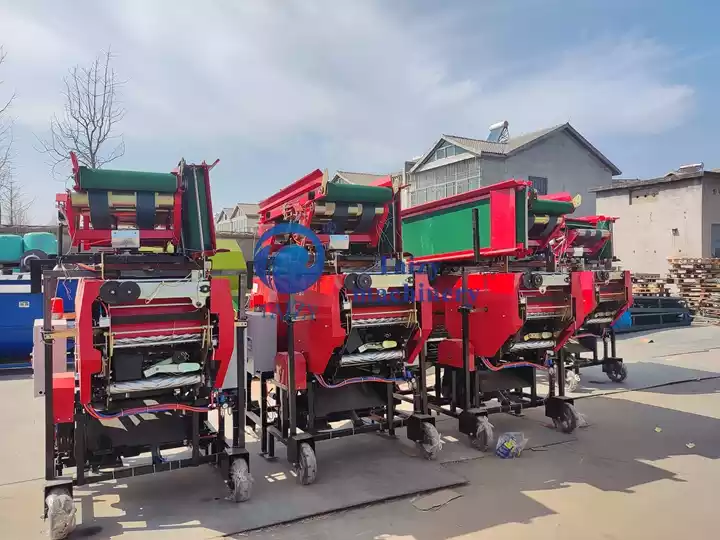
[36,153,251,539]
[246,169,440,485]
[398,180,594,450]
[552,215,633,389]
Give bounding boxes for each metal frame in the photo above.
[40,257,250,515]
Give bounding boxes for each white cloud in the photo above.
[0,1,696,175]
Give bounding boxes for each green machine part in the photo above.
[323,182,393,204]
[402,185,531,259]
[528,197,575,217]
[212,239,248,309]
[76,167,178,193]
[180,165,214,254]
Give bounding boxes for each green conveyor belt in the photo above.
[181,166,213,253]
[77,167,178,193]
[323,182,393,203]
[529,198,576,216]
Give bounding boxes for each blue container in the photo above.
[0,276,77,361]
[23,232,58,256]
[0,235,24,264]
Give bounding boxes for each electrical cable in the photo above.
[314,373,407,389]
[83,402,213,420]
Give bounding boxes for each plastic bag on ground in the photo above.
[46,490,76,540]
[495,432,528,459]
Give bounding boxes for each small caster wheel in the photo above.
[296,442,317,485]
[606,362,628,383]
[227,459,253,502]
[468,416,494,451]
[416,422,442,460]
[565,372,580,393]
[553,403,578,434]
[45,487,76,540]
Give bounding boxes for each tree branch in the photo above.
[35,47,125,176]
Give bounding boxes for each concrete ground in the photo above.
[1,324,719,539]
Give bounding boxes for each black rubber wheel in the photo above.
[606,362,628,383]
[553,403,578,434]
[417,422,442,460]
[296,442,317,485]
[227,459,252,502]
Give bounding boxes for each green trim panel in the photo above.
[77,167,178,193]
[515,187,528,249]
[529,198,575,217]
[324,182,393,203]
[402,199,490,258]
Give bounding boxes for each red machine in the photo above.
[38,156,251,539]
[399,180,593,450]
[553,215,633,389]
[246,170,440,485]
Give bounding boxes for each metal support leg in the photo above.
[43,276,57,482]
[610,328,617,358]
[417,346,428,414]
[557,349,567,397]
[387,383,396,436]
[286,295,298,438]
[74,407,86,486]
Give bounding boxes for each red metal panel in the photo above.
[258,169,325,222]
[274,351,307,391]
[210,278,235,388]
[53,372,75,424]
[437,338,475,369]
[76,280,103,405]
[442,273,524,358]
[489,187,517,251]
[292,275,347,374]
[404,274,433,365]
[554,270,597,351]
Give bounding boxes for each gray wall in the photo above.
[481,131,614,216]
[701,176,720,257]
[596,178,703,275]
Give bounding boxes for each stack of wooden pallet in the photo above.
[666,258,720,318]
[632,273,670,297]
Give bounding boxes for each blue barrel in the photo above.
[22,232,58,256]
[0,276,77,364]
[0,235,24,264]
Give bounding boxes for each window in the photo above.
[711,224,720,257]
[529,176,548,195]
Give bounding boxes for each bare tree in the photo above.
[37,49,125,175]
[0,46,15,190]
[0,175,34,226]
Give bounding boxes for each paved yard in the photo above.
[0,324,718,539]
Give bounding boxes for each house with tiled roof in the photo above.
[403,121,621,215]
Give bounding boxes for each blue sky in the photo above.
[0,0,716,223]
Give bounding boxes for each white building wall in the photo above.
[596,179,703,275]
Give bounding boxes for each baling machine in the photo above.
[552,215,632,389]
[36,154,251,539]
[399,179,595,450]
[246,170,440,485]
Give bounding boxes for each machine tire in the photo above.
[468,416,493,451]
[45,487,76,540]
[417,422,442,460]
[606,362,628,383]
[553,403,578,434]
[227,459,253,502]
[296,442,317,485]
